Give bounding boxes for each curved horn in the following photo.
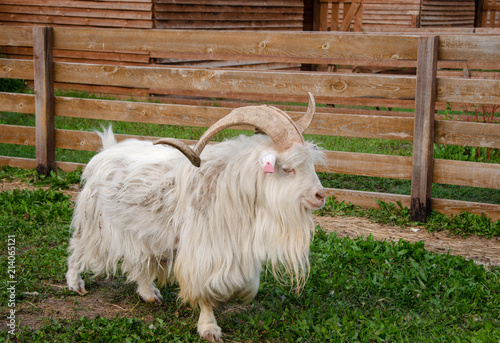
[154,93,316,167]
[295,92,315,134]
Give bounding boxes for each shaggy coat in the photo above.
[66,129,325,341]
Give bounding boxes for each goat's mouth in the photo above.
[304,198,325,210]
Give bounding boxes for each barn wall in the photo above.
[362,0,421,30]
[0,0,153,28]
[420,0,476,27]
[154,0,304,30]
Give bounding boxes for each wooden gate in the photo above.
[313,0,363,31]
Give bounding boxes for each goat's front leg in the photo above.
[197,302,222,342]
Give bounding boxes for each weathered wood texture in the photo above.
[420,0,476,27]
[314,0,364,32]
[318,0,421,31]
[0,0,153,28]
[410,36,438,222]
[1,27,499,221]
[154,0,304,30]
[33,26,56,176]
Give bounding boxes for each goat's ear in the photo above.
[258,151,277,174]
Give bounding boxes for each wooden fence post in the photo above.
[410,35,439,222]
[33,26,56,176]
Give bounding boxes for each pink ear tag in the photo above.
[263,162,275,174]
[259,151,277,175]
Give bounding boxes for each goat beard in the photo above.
[254,202,315,294]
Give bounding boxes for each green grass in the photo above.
[0,177,499,342]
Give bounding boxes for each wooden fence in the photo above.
[0,26,499,222]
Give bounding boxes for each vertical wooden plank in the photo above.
[331,2,340,31]
[410,35,438,223]
[475,0,484,27]
[342,1,352,31]
[353,0,363,32]
[33,26,56,176]
[313,0,329,31]
[482,0,489,27]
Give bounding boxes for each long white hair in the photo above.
[68,130,324,307]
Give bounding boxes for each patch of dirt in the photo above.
[314,216,500,268]
[0,179,80,202]
[9,280,157,331]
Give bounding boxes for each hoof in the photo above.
[146,294,163,305]
[67,276,88,296]
[199,326,222,342]
[138,283,163,304]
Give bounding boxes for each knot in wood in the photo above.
[258,41,267,49]
[391,54,400,60]
[102,66,118,74]
[207,48,214,54]
[331,79,348,92]
[322,42,330,50]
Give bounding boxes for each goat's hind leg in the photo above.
[66,256,88,295]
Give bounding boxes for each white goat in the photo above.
[66,93,326,341]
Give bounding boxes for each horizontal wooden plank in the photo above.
[0,25,32,46]
[54,97,231,126]
[1,0,152,11]
[0,156,37,170]
[156,4,303,13]
[431,198,500,222]
[0,5,152,20]
[0,92,35,113]
[54,129,210,152]
[0,124,34,145]
[52,97,415,140]
[53,63,418,101]
[154,20,303,29]
[435,120,500,149]
[51,28,420,61]
[0,58,33,80]
[155,12,302,21]
[0,14,153,29]
[4,27,499,65]
[438,35,500,62]
[0,156,86,173]
[436,78,500,105]
[50,62,500,104]
[155,0,302,5]
[318,151,413,180]
[325,188,411,210]
[52,81,150,97]
[326,188,500,221]
[2,46,150,64]
[434,159,500,189]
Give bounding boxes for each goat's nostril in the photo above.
[316,191,326,201]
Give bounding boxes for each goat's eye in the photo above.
[283,168,295,174]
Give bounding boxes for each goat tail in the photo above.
[95,125,117,151]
